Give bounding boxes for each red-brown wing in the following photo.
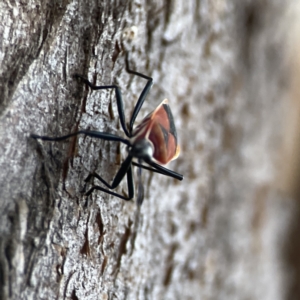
[132,99,180,165]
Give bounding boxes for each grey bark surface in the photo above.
[0,0,299,299]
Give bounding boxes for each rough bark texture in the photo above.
[0,0,299,299]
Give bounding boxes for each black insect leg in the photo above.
[125,53,153,132]
[136,160,144,205]
[84,155,134,201]
[31,130,130,146]
[74,75,130,137]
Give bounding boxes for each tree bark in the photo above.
[0,0,299,299]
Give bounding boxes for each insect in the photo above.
[31,54,183,205]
